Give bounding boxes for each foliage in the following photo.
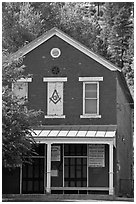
[59,2,102,53]
[2,1,134,96]
[2,2,41,52]
[107,3,133,67]
[2,51,25,85]
[2,2,134,166]
[2,54,43,167]
[100,2,134,94]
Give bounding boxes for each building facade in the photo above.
[3,28,133,196]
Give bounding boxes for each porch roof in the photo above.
[31,125,117,138]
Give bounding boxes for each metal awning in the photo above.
[31,125,116,138]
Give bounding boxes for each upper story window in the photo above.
[79,77,103,118]
[84,82,98,115]
[50,48,61,58]
[43,77,67,118]
[12,78,32,101]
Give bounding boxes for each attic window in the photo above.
[50,48,61,58]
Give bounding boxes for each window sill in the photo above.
[44,115,66,118]
[80,115,101,118]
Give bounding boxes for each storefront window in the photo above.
[64,144,87,156]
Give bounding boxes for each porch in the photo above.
[20,125,116,195]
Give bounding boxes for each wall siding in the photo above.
[116,76,133,196]
[23,35,117,125]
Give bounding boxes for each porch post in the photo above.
[44,144,47,194]
[20,164,22,194]
[46,142,52,194]
[109,143,114,195]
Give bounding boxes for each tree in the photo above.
[2,2,134,166]
[107,3,133,67]
[30,2,102,52]
[2,2,41,53]
[59,2,102,53]
[99,2,134,94]
[122,32,134,95]
[2,53,43,167]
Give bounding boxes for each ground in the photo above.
[2,194,134,202]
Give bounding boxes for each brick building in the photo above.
[3,28,134,196]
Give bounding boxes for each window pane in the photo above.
[22,181,26,192]
[34,181,39,192]
[83,166,87,177]
[65,181,69,187]
[83,158,87,165]
[85,84,97,98]
[77,158,81,165]
[28,181,33,191]
[85,99,97,114]
[22,165,27,178]
[70,166,75,178]
[65,158,69,166]
[69,145,76,155]
[64,145,69,155]
[86,84,97,91]
[28,165,33,178]
[77,181,82,187]
[64,166,69,178]
[77,170,81,178]
[34,164,39,178]
[70,158,75,165]
[70,181,75,187]
[40,181,44,191]
[82,181,87,187]
[65,144,87,156]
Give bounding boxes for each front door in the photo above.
[64,144,87,187]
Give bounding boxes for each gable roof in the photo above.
[10,27,133,106]
[11,27,121,72]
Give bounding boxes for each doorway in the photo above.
[64,144,87,187]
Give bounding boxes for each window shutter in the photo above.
[13,82,28,99]
[47,82,63,116]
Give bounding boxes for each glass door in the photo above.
[64,157,87,187]
[64,144,87,187]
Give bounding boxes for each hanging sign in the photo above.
[51,146,61,161]
[51,170,58,177]
[88,144,105,167]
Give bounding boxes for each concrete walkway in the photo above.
[2,194,134,202]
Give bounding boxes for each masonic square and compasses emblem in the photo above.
[49,89,61,104]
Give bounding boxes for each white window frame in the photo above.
[43,77,67,118]
[79,77,103,118]
[43,77,67,82]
